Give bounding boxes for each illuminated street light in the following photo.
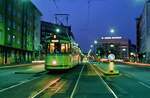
[94,40,98,44]
[130,52,134,56]
[90,45,93,48]
[110,28,115,34]
[122,48,126,51]
[56,28,60,33]
[110,44,114,48]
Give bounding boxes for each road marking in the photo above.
[70,65,84,98]
[31,77,61,98]
[90,64,118,98]
[0,76,42,93]
[139,82,150,89]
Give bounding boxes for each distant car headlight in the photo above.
[52,60,57,65]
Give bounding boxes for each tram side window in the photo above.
[48,43,55,54]
[61,43,70,53]
[48,43,70,54]
[66,44,69,52]
[61,44,65,53]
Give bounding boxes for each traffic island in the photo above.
[93,62,120,76]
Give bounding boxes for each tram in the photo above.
[45,30,81,70]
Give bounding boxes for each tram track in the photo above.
[0,75,44,93]
[30,77,61,98]
[90,64,118,98]
[69,65,85,98]
[0,63,119,98]
[0,70,63,98]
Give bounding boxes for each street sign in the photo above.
[108,54,115,61]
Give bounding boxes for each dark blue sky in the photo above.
[32,0,145,52]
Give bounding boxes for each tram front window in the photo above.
[47,43,70,54]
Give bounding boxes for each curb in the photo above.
[115,62,150,67]
[0,63,44,69]
[92,63,120,76]
[97,66,119,76]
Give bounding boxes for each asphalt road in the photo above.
[0,63,118,98]
[97,62,150,98]
[2,62,149,98]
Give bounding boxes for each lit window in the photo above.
[66,44,68,52]
[54,35,56,39]
[61,44,65,53]
[50,43,54,53]
[13,35,15,39]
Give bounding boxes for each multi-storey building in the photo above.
[136,0,150,63]
[96,36,131,60]
[0,0,42,64]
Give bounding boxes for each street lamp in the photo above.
[56,28,60,33]
[90,45,93,48]
[110,28,115,34]
[94,40,98,44]
[122,48,126,51]
[110,44,114,48]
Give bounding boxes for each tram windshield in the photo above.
[47,43,71,54]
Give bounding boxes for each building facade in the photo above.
[0,0,41,64]
[136,0,150,63]
[96,36,131,60]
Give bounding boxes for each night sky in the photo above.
[32,0,145,52]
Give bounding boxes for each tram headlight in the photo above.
[52,60,57,65]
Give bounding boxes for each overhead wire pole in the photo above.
[50,0,63,24]
[88,0,92,52]
[87,0,105,53]
[52,0,61,12]
[49,0,72,41]
[88,0,91,27]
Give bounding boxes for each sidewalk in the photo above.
[0,60,45,69]
[0,63,32,69]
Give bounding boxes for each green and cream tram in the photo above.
[45,35,81,70]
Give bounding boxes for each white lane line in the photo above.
[31,78,61,98]
[70,65,84,98]
[90,64,118,98]
[0,76,42,93]
[139,82,150,89]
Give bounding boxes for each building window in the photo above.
[8,20,11,29]
[13,11,17,17]
[13,21,16,29]
[18,12,21,19]
[0,14,2,22]
[17,40,20,45]
[8,34,11,42]
[8,4,12,13]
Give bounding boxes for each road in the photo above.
[0,63,150,98]
[96,62,150,98]
[0,63,117,98]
